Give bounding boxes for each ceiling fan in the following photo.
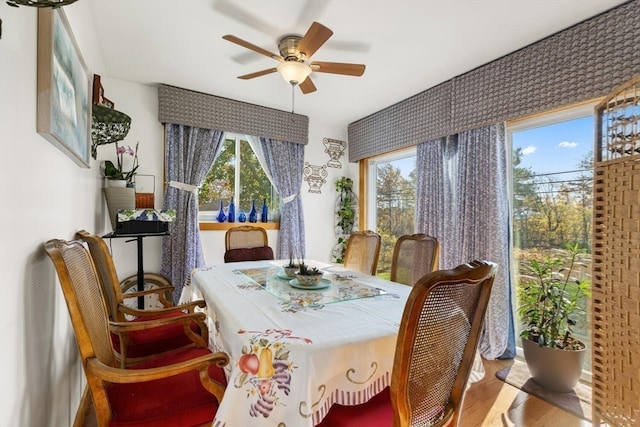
[222,22,366,94]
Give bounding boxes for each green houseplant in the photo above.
[295,260,323,287]
[517,242,591,391]
[283,253,299,278]
[333,177,357,263]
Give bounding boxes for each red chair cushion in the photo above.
[317,387,392,427]
[107,347,227,427]
[224,246,275,263]
[110,311,202,358]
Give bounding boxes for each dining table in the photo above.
[179,259,484,427]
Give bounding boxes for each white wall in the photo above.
[0,3,104,426]
[0,3,358,425]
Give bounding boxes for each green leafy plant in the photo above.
[297,260,321,276]
[286,254,298,269]
[333,177,357,263]
[517,243,591,350]
[335,177,356,235]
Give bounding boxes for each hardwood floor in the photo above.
[460,358,592,427]
[79,357,593,427]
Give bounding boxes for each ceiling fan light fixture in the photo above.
[277,61,311,85]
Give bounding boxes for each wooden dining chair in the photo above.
[390,233,440,286]
[343,230,381,275]
[44,238,229,427]
[318,260,497,427]
[224,225,274,262]
[77,230,209,368]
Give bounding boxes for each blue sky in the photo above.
[512,116,594,175]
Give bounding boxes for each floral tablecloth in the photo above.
[180,260,483,427]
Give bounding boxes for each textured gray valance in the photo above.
[158,85,309,144]
[348,0,640,162]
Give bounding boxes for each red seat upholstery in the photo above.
[224,246,275,263]
[110,311,202,358]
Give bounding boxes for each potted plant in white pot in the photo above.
[517,243,591,392]
[103,142,139,229]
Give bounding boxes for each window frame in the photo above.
[198,132,280,229]
[365,147,417,231]
[506,100,598,381]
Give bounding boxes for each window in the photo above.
[199,134,280,222]
[508,103,595,371]
[366,149,416,279]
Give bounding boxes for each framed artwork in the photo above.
[37,7,91,168]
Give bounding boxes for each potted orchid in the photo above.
[104,142,139,186]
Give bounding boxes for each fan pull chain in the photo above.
[291,82,296,114]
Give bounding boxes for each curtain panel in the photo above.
[416,123,514,359]
[161,124,224,303]
[260,137,306,260]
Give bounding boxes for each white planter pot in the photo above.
[103,187,135,230]
[108,179,128,188]
[521,337,586,392]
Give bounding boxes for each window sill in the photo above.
[199,222,280,231]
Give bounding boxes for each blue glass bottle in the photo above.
[238,210,247,222]
[249,200,257,223]
[261,199,268,223]
[228,197,235,222]
[216,200,226,222]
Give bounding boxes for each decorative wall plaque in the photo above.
[323,138,346,168]
[303,162,327,193]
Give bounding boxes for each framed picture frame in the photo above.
[37,7,91,168]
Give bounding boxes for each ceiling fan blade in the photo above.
[223,35,283,61]
[310,61,366,76]
[297,22,333,59]
[299,77,317,94]
[237,68,278,80]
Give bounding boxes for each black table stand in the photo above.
[102,231,169,309]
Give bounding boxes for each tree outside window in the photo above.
[199,136,280,221]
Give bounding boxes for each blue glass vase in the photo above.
[261,199,268,223]
[238,210,247,222]
[249,200,257,223]
[228,197,235,222]
[216,200,226,222]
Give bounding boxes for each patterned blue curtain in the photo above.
[416,123,515,359]
[161,124,224,303]
[259,138,306,260]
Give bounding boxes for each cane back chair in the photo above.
[390,234,440,286]
[319,260,497,427]
[343,230,382,275]
[224,225,274,262]
[77,230,208,367]
[44,238,229,427]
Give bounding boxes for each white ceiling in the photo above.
[87,0,627,126]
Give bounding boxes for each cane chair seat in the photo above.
[44,238,229,427]
[77,230,209,367]
[390,234,440,286]
[343,230,381,275]
[318,260,497,427]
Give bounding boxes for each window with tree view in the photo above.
[510,106,593,371]
[367,150,416,279]
[198,135,280,222]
